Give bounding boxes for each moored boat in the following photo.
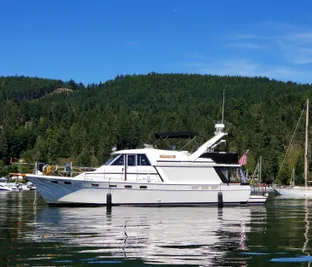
[0,183,13,192]
[26,120,267,206]
[274,99,311,199]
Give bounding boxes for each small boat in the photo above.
[0,183,13,191]
[0,177,7,183]
[7,182,21,191]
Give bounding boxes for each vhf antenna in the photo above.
[221,90,225,124]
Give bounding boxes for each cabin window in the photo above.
[137,154,151,166]
[127,155,136,166]
[111,155,124,165]
[216,167,248,184]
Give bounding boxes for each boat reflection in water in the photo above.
[27,205,266,266]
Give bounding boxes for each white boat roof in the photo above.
[113,148,190,163]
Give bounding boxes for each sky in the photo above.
[1,0,312,85]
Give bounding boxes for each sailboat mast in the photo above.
[304,99,309,188]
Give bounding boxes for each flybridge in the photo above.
[152,123,228,161]
[154,131,198,139]
[153,131,198,151]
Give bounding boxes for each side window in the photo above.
[137,154,151,166]
[127,155,136,166]
[112,155,124,165]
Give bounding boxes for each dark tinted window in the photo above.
[137,154,151,166]
[128,155,135,166]
[112,155,124,165]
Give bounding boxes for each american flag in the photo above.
[238,150,249,166]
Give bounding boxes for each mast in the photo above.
[304,99,309,188]
[221,90,225,124]
[259,156,262,185]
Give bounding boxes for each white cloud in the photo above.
[283,31,312,43]
[185,59,263,77]
[184,59,311,84]
[183,21,312,83]
[186,59,264,77]
[277,41,312,65]
[229,22,312,65]
[227,42,264,50]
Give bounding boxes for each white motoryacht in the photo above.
[26,121,267,206]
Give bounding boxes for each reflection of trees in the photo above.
[0,191,43,265]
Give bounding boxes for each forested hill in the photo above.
[0,73,311,185]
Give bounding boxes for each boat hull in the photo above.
[274,187,312,199]
[0,188,12,192]
[0,183,13,191]
[27,175,266,206]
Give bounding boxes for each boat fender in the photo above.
[147,175,150,182]
[218,192,223,208]
[106,193,112,207]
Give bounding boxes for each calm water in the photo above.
[1,192,312,266]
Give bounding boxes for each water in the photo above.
[0,192,312,266]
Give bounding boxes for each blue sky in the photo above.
[1,0,312,85]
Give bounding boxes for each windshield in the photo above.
[104,155,120,165]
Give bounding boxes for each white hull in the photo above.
[27,175,262,206]
[0,187,12,192]
[0,183,13,191]
[274,187,312,199]
[248,195,268,204]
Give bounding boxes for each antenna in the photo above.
[214,91,226,135]
[221,90,225,124]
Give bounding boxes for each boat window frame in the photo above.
[104,158,114,166]
[214,166,247,184]
[137,154,151,166]
[107,153,151,166]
